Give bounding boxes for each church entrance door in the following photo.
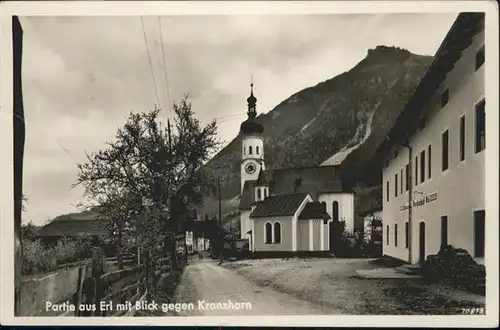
[328,220,343,254]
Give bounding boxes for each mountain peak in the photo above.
[202,46,432,206]
[366,45,411,59]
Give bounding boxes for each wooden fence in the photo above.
[59,248,172,317]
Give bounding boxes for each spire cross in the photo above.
[246,74,257,119]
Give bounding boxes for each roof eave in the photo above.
[251,212,295,219]
[372,13,484,164]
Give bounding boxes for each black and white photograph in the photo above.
[0,1,498,327]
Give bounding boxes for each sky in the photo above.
[19,13,458,226]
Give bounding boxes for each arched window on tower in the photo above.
[332,201,339,222]
[256,146,259,155]
[273,222,281,243]
[265,222,272,244]
[257,188,261,201]
[249,146,252,155]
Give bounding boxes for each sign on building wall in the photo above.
[400,192,438,211]
[366,215,383,222]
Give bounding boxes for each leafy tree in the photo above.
[74,96,220,279]
[224,227,240,241]
[20,221,38,241]
[97,192,140,269]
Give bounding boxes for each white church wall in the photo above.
[253,216,292,251]
[292,194,313,252]
[297,220,309,251]
[242,135,264,160]
[318,192,355,250]
[312,219,322,251]
[339,193,355,234]
[240,210,251,239]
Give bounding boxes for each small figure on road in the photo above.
[198,252,204,260]
[218,251,224,265]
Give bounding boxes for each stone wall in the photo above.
[19,261,90,316]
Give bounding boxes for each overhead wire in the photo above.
[144,17,251,132]
[213,112,247,119]
[140,16,161,109]
[157,16,172,120]
[212,113,248,123]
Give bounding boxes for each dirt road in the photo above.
[172,258,341,316]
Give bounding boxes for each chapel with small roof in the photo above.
[238,82,355,257]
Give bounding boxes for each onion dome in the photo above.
[240,81,264,135]
[247,87,257,109]
[240,118,264,135]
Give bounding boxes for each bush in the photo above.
[333,235,360,258]
[422,255,444,281]
[360,241,382,258]
[422,245,486,290]
[53,239,78,264]
[76,236,94,259]
[22,239,58,275]
[22,237,93,276]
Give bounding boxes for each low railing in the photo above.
[56,248,179,317]
[59,249,146,317]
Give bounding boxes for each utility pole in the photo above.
[218,177,222,228]
[167,118,172,149]
[164,115,177,269]
[217,177,223,257]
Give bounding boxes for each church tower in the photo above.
[240,81,265,194]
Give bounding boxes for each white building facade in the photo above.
[381,14,485,264]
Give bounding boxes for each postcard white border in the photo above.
[1,1,498,327]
